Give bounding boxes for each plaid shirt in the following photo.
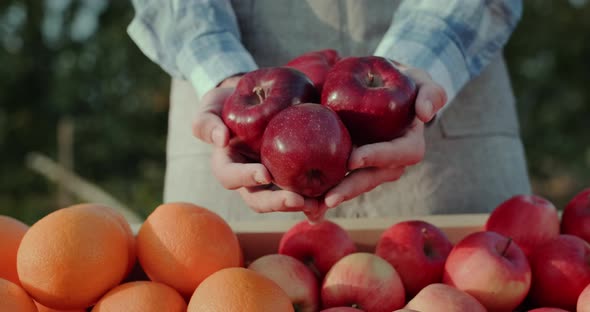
[128,0,522,112]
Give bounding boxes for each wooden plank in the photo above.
[230,214,488,262]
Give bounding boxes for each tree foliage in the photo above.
[505,0,590,207]
[0,0,169,223]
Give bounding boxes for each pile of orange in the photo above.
[0,202,292,311]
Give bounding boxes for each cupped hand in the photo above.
[192,75,319,214]
[210,145,319,213]
[312,65,447,220]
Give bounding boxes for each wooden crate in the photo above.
[231,213,488,262]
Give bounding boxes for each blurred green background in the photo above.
[1,0,588,225]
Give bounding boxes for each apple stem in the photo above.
[367,73,374,86]
[501,238,513,257]
[253,86,265,104]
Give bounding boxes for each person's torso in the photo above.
[231,0,398,66]
[164,0,527,220]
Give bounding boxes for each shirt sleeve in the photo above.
[127,0,258,99]
[374,0,523,114]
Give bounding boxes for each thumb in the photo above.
[192,88,234,147]
[414,82,447,123]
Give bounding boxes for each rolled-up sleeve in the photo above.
[374,0,523,113]
[127,0,258,98]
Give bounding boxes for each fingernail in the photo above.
[326,194,344,208]
[212,127,224,147]
[424,100,434,121]
[254,171,269,185]
[350,157,365,170]
[285,196,304,208]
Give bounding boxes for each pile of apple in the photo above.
[222,49,416,197]
[250,188,590,312]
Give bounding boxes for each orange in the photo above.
[136,202,241,297]
[17,204,131,310]
[187,267,294,312]
[34,301,85,312]
[91,281,186,312]
[0,215,28,285]
[0,278,37,312]
[70,203,137,276]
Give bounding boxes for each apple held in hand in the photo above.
[286,49,341,94]
[247,254,319,312]
[321,252,405,312]
[321,56,417,146]
[528,308,571,312]
[561,188,590,243]
[529,234,590,310]
[222,67,318,158]
[405,283,486,312]
[485,194,559,259]
[375,220,453,298]
[278,220,356,278]
[442,231,531,312]
[261,103,352,198]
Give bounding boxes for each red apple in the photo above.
[321,56,417,146]
[443,231,531,312]
[405,283,486,312]
[278,219,356,278]
[321,308,364,312]
[561,188,590,243]
[222,67,318,158]
[375,220,453,298]
[528,308,570,312]
[260,103,352,197]
[485,194,559,259]
[577,282,590,312]
[286,49,341,93]
[321,252,405,312]
[529,234,590,310]
[247,254,319,312]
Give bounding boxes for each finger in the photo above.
[404,68,447,123]
[238,187,318,213]
[211,147,271,190]
[301,198,321,215]
[324,167,406,208]
[415,83,447,123]
[348,121,425,170]
[192,113,229,147]
[192,88,234,147]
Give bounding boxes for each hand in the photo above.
[192,75,319,214]
[311,65,447,220]
[210,145,320,213]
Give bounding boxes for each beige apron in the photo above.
[164,0,532,221]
